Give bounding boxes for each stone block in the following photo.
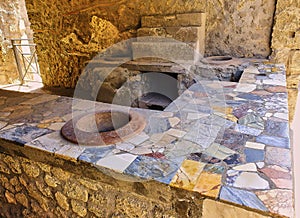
[64,182,89,202]
[21,160,40,178]
[71,199,87,217]
[202,199,271,218]
[5,191,16,204]
[15,193,29,208]
[55,192,69,211]
[137,26,204,43]
[141,13,206,28]
[44,174,60,187]
[132,42,198,61]
[3,155,22,174]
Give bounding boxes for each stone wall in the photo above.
[24,0,276,87]
[271,0,300,120]
[0,152,272,218]
[0,152,203,217]
[0,0,32,85]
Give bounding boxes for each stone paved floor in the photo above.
[0,61,295,217]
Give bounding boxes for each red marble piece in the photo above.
[144,152,165,159]
[265,86,286,93]
[260,165,292,189]
[193,92,208,98]
[251,90,272,96]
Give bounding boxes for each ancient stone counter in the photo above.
[0,61,294,217]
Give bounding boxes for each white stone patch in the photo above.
[245,142,265,150]
[55,145,85,160]
[187,113,210,120]
[234,172,270,190]
[274,112,289,121]
[169,117,180,127]
[129,147,153,155]
[166,128,187,138]
[269,74,286,81]
[263,80,286,86]
[233,163,257,172]
[256,162,265,169]
[243,66,261,74]
[234,84,257,93]
[128,132,150,145]
[116,143,135,152]
[96,153,137,172]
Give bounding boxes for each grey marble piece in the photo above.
[78,146,115,163]
[265,119,289,138]
[124,155,184,184]
[0,125,52,145]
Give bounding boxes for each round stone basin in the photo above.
[202,56,234,65]
[61,109,146,146]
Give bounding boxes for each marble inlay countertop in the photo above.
[0,61,294,217]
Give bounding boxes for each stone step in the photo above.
[137,26,204,43]
[132,41,198,61]
[141,12,206,28]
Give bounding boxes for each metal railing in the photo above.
[11,38,40,84]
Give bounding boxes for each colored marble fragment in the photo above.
[221,129,249,152]
[260,165,292,189]
[165,140,203,159]
[234,124,263,136]
[170,160,205,190]
[256,135,289,149]
[26,131,74,153]
[124,156,184,184]
[128,132,150,145]
[238,113,264,130]
[234,84,257,93]
[166,128,186,138]
[223,153,243,165]
[193,172,222,198]
[244,148,265,163]
[233,172,270,190]
[265,120,289,138]
[236,93,262,101]
[203,164,225,174]
[256,189,294,218]
[55,145,85,161]
[220,186,268,211]
[205,143,236,160]
[79,146,114,163]
[233,163,257,172]
[0,125,52,145]
[97,153,137,173]
[265,147,292,169]
[245,142,265,150]
[187,153,221,164]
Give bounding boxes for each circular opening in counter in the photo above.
[61,109,146,146]
[202,56,234,65]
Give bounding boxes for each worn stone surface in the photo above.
[271,0,300,121]
[0,152,206,218]
[202,199,272,218]
[24,0,276,87]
